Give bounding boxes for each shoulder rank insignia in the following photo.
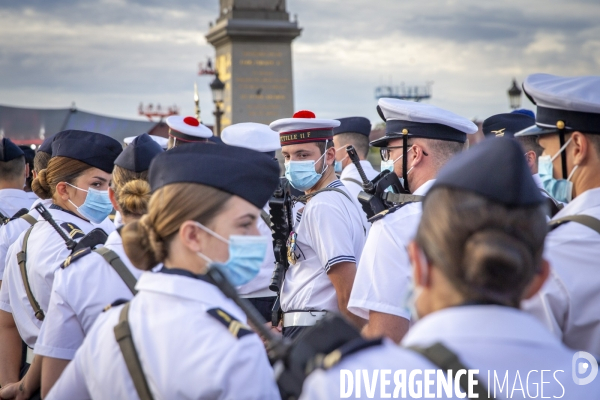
[60,222,85,240]
[207,308,254,339]
[62,247,91,268]
[102,298,129,312]
[309,338,384,372]
[367,204,403,224]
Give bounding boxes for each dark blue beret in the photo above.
[511,109,535,119]
[0,138,24,162]
[148,143,280,209]
[38,133,58,154]
[333,117,372,137]
[483,113,535,138]
[51,130,122,173]
[18,146,35,163]
[114,133,163,173]
[429,137,545,207]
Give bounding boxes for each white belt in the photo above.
[26,347,34,364]
[283,311,327,327]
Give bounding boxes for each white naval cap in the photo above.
[221,123,281,153]
[166,115,213,142]
[124,134,168,149]
[515,73,600,137]
[371,98,478,147]
[270,110,340,146]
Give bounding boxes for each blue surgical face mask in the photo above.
[284,150,327,191]
[380,146,412,173]
[334,146,347,174]
[538,137,578,203]
[194,222,268,287]
[66,183,113,224]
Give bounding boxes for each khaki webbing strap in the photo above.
[382,192,424,204]
[408,342,492,399]
[114,303,154,400]
[94,247,138,295]
[19,214,37,226]
[17,226,45,321]
[341,177,363,187]
[549,214,600,235]
[260,209,271,227]
[296,187,353,204]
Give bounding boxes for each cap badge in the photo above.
[492,128,506,137]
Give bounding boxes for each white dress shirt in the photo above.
[46,272,280,400]
[0,188,35,220]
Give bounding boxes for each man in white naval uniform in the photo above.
[348,98,477,343]
[0,139,34,221]
[270,110,368,339]
[482,111,563,216]
[518,73,600,358]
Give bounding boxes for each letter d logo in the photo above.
[572,351,598,385]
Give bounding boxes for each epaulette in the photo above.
[102,298,129,312]
[309,337,383,371]
[62,247,91,269]
[207,308,254,339]
[367,204,404,223]
[60,222,85,240]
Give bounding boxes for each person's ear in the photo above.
[571,131,589,167]
[408,241,430,287]
[523,259,550,300]
[524,151,536,172]
[326,145,336,165]
[55,182,72,202]
[108,187,121,213]
[410,143,425,168]
[178,220,207,253]
[24,164,30,180]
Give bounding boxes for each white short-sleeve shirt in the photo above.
[348,180,435,320]
[0,188,35,219]
[34,229,143,360]
[522,187,600,358]
[301,306,600,399]
[339,160,379,202]
[281,180,366,312]
[0,207,100,347]
[46,272,280,400]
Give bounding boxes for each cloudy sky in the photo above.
[1,0,598,126]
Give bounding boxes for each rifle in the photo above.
[268,177,294,327]
[0,208,29,225]
[34,203,108,253]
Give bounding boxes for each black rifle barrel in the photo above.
[34,203,77,250]
[345,145,374,191]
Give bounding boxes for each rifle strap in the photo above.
[94,247,138,295]
[296,187,353,205]
[20,214,37,226]
[382,192,424,204]
[17,225,45,321]
[341,177,363,187]
[114,302,154,400]
[407,342,493,399]
[549,214,600,235]
[260,209,271,227]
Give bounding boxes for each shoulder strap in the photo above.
[297,187,353,204]
[16,226,45,321]
[94,247,138,295]
[382,192,424,204]
[20,214,37,226]
[341,177,363,187]
[260,209,271,227]
[114,302,154,400]
[407,342,492,399]
[549,214,600,235]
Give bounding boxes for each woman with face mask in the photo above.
[46,143,281,400]
[299,138,599,399]
[0,130,122,399]
[32,133,163,398]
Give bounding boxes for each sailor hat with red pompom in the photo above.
[166,116,213,142]
[269,110,340,146]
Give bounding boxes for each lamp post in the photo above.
[210,73,225,136]
[507,78,522,110]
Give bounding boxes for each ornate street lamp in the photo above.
[507,78,522,110]
[210,73,225,136]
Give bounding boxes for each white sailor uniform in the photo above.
[0,188,36,220]
[348,180,434,321]
[339,160,379,202]
[46,271,280,400]
[34,229,142,360]
[0,206,110,347]
[301,306,600,399]
[522,187,600,358]
[281,180,366,332]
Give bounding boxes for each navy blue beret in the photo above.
[429,138,545,207]
[0,138,25,162]
[51,130,122,173]
[18,146,35,163]
[333,117,372,137]
[483,113,535,138]
[38,133,58,155]
[148,143,280,209]
[114,133,163,173]
[511,109,535,119]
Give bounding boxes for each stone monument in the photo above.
[205,0,301,128]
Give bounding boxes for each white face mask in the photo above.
[404,247,429,322]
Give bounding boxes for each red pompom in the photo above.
[293,110,316,119]
[183,116,200,126]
